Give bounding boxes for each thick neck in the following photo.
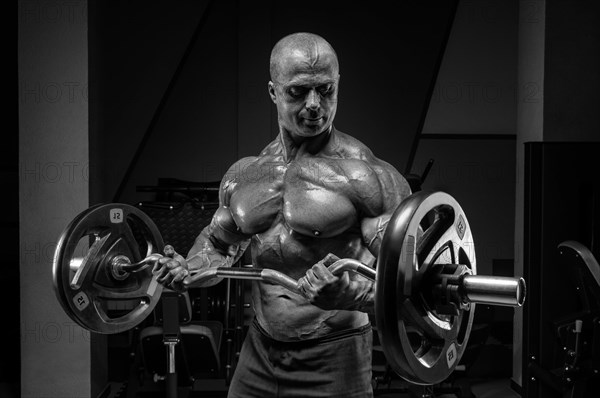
[278,126,333,162]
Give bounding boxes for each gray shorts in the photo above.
[228,319,373,398]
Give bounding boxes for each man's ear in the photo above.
[268,81,277,103]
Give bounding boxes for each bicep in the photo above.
[360,160,412,258]
[187,205,249,255]
[207,206,250,251]
[361,212,424,261]
[361,213,391,258]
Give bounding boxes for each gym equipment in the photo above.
[527,241,600,397]
[521,142,600,398]
[53,190,526,385]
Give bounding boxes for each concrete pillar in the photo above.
[18,1,91,396]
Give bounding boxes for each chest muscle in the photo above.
[227,157,358,238]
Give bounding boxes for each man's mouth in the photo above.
[304,117,323,125]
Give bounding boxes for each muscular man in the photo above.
[153,32,411,397]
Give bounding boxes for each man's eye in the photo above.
[318,85,333,96]
[288,87,307,98]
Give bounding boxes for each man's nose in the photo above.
[306,89,320,111]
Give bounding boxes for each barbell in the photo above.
[52,190,526,385]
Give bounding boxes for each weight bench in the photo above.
[138,289,223,397]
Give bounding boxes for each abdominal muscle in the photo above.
[247,224,373,342]
[252,282,369,341]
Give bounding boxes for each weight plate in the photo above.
[375,191,476,385]
[53,203,164,334]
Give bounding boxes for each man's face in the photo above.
[269,50,339,138]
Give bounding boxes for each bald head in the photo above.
[270,32,339,83]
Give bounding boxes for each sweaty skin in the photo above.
[153,33,411,341]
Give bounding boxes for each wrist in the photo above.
[186,251,208,270]
[187,250,234,271]
[351,280,375,314]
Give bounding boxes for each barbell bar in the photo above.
[53,191,526,385]
[102,253,524,309]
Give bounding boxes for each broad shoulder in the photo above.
[259,137,283,157]
[222,156,257,181]
[326,129,376,162]
[219,156,258,205]
[327,129,404,182]
[327,129,411,213]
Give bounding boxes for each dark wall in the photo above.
[89,0,236,204]
[425,0,518,136]
[544,0,600,142]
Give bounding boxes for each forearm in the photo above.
[186,228,234,270]
[186,208,249,272]
[349,278,376,315]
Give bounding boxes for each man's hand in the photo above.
[297,253,374,312]
[152,244,189,292]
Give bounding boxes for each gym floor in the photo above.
[374,377,519,398]
[0,380,519,398]
[468,378,520,398]
[82,377,519,398]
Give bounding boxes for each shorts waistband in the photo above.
[252,318,371,347]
